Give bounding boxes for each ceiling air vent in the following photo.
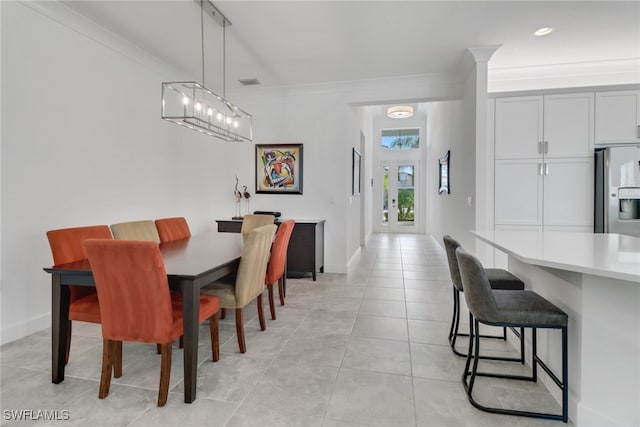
[239,78,260,86]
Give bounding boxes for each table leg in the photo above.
[181,280,200,403]
[51,274,69,384]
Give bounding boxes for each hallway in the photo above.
[1,234,565,426]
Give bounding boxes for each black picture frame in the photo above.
[352,148,361,196]
[438,150,450,194]
[255,144,303,194]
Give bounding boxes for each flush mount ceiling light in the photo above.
[387,105,414,119]
[534,27,553,36]
[161,0,252,142]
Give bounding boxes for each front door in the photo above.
[379,161,418,232]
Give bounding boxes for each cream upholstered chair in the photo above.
[240,214,275,236]
[110,220,160,243]
[201,224,276,353]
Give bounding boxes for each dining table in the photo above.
[43,230,243,403]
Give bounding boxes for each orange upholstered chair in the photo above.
[155,217,191,243]
[46,225,114,366]
[83,239,220,407]
[264,220,295,320]
[201,224,276,353]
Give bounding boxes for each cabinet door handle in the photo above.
[544,141,549,154]
[637,125,640,139]
[538,141,543,154]
[545,163,549,175]
[539,163,544,175]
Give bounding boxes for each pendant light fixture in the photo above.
[161,0,252,142]
[387,105,414,119]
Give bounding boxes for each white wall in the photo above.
[0,1,242,343]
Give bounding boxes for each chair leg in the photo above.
[179,336,184,349]
[257,294,266,331]
[267,284,276,320]
[463,321,567,422]
[99,339,113,399]
[65,321,72,365]
[158,342,172,407]
[113,341,122,378]
[221,308,226,320]
[210,313,219,362]
[235,308,246,353]
[278,277,285,306]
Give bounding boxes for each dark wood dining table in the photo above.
[43,231,243,403]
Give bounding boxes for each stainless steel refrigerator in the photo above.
[595,145,640,237]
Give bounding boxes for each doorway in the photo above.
[379,161,419,232]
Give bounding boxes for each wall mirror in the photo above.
[438,150,450,194]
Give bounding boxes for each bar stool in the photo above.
[443,235,525,362]
[456,247,568,422]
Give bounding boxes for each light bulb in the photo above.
[207,108,213,117]
[182,96,190,105]
[233,120,239,128]
[216,113,223,121]
[226,117,232,124]
[195,102,202,111]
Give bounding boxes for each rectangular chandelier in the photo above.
[162,81,253,142]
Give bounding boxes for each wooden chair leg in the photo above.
[113,341,122,378]
[278,277,285,306]
[210,313,219,362]
[99,339,113,399]
[257,294,266,331]
[235,308,246,353]
[158,342,172,407]
[156,344,161,354]
[65,321,72,365]
[221,308,226,320]
[179,336,184,349]
[267,284,276,320]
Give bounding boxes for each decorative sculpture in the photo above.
[242,185,251,216]
[233,176,243,219]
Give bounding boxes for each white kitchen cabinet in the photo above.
[494,92,595,230]
[544,93,594,157]
[495,157,594,229]
[595,90,640,145]
[495,96,543,159]
[495,93,593,159]
[494,159,543,226]
[543,157,594,228]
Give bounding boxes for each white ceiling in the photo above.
[60,1,640,91]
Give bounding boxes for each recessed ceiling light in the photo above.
[534,27,553,36]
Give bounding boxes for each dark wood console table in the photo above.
[216,219,325,281]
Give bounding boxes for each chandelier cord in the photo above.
[200,0,205,87]
[222,18,226,99]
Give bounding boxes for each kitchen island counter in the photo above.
[471,230,640,426]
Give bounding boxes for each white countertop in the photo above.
[472,230,640,283]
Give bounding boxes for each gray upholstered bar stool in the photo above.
[443,235,525,361]
[456,247,568,422]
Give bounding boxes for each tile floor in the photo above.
[1,234,569,426]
